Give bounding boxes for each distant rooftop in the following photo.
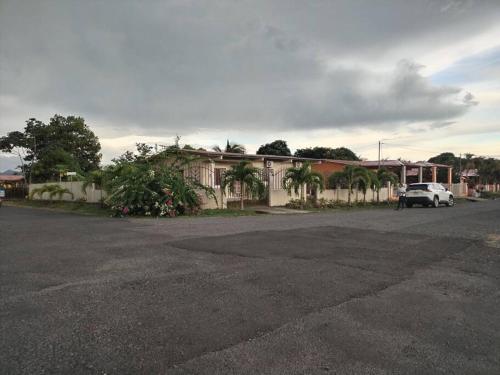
[359,160,451,168]
[157,149,452,169]
[0,175,24,182]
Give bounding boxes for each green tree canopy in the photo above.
[428,152,460,183]
[477,157,500,184]
[294,146,360,161]
[256,140,292,156]
[0,115,101,182]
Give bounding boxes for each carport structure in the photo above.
[360,160,453,186]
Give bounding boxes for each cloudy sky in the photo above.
[1,0,499,170]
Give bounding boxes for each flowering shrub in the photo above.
[105,150,215,217]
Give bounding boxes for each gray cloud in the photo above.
[1,0,499,136]
[285,60,475,129]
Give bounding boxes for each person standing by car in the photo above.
[396,183,406,210]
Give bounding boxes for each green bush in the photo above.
[104,152,216,217]
[480,191,500,199]
[285,198,314,209]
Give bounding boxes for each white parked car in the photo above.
[405,183,454,208]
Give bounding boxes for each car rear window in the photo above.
[408,184,429,191]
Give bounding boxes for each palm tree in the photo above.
[328,165,370,205]
[376,167,399,202]
[221,160,264,210]
[367,169,380,202]
[30,184,73,202]
[213,140,246,154]
[358,172,372,203]
[282,162,324,209]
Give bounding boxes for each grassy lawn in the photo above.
[306,203,395,212]
[5,198,470,218]
[285,201,397,212]
[480,191,500,199]
[3,200,260,218]
[4,199,110,216]
[195,208,259,217]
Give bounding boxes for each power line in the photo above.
[383,142,451,155]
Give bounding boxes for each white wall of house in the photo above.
[268,189,301,206]
[197,188,226,209]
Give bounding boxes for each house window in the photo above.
[214,168,225,188]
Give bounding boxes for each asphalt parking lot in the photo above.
[1,201,499,374]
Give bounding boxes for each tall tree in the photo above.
[330,147,360,161]
[1,115,101,182]
[0,130,29,177]
[477,158,500,184]
[428,152,460,182]
[294,146,360,160]
[221,160,264,210]
[282,162,324,209]
[256,140,292,156]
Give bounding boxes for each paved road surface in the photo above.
[1,201,499,374]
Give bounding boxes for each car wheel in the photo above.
[446,196,454,207]
[433,196,439,208]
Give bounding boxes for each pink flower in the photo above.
[166,199,173,206]
[122,207,129,214]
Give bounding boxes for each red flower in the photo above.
[122,207,129,214]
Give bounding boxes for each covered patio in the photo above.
[359,160,453,186]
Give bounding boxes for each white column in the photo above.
[267,169,274,207]
[209,161,215,188]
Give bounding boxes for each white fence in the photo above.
[28,182,225,209]
[29,182,106,203]
[442,183,468,197]
[268,186,392,207]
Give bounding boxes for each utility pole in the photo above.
[459,153,462,182]
[378,140,381,169]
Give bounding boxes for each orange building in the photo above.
[311,160,358,186]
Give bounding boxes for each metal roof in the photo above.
[160,149,451,168]
[0,175,24,182]
[179,149,357,164]
[359,160,451,168]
